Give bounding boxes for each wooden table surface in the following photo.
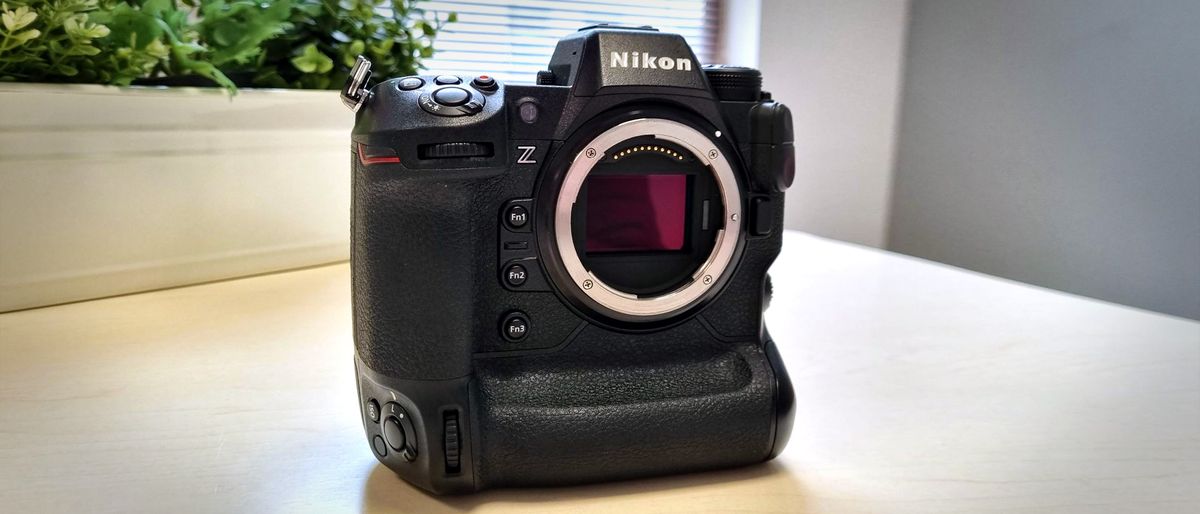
[1,231,1197,513]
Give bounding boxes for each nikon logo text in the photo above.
[609,51,693,71]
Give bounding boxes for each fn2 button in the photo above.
[504,264,527,287]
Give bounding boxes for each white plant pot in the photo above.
[0,83,353,312]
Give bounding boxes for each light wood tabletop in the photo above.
[1,231,1196,513]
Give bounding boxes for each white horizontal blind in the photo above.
[420,0,721,83]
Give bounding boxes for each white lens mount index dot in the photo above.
[553,118,743,319]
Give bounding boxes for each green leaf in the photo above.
[144,39,169,59]
[93,4,165,51]
[200,0,294,66]
[290,43,333,74]
[0,0,456,93]
[10,29,41,44]
[54,63,79,76]
[139,0,175,18]
[64,44,102,56]
[1,6,37,31]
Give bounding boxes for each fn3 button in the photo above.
[501,312,529,342]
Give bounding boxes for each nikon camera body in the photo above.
[343,25,796,494]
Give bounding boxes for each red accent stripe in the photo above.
[358,143,401,165]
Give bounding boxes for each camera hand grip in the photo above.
[352,158,494,380]
[470,323,784,488]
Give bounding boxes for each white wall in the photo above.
[888,0,1200,320]
[717,0,762,67]
[0,84,351,312]
[756,0,909,247]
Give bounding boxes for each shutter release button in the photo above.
[433,87,470,106]
[383,416,406,451]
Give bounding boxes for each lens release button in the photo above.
[433,87,470,106]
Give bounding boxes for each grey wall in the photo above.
[889,0,1200,319]
[758,0,909,247]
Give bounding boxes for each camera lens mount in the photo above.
[552,118,743,321]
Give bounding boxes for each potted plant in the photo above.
[0,1,454,312]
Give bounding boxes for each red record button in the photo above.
[472,75,497,91]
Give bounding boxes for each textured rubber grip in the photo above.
[352,156,497,380]
[470,320,779,488]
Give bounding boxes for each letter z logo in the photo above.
[516,145,537,164]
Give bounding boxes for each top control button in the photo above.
[472,75,497,91]
[398,77,423,90]
[434,75,461,85]
[433,87,470,106]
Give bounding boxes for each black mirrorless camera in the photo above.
[341,25,795,494]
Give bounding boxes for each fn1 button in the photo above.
[505,204,529,230]
[505,264,527,287]
[501,312,529,342]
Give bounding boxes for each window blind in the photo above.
[420,0,721,83]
